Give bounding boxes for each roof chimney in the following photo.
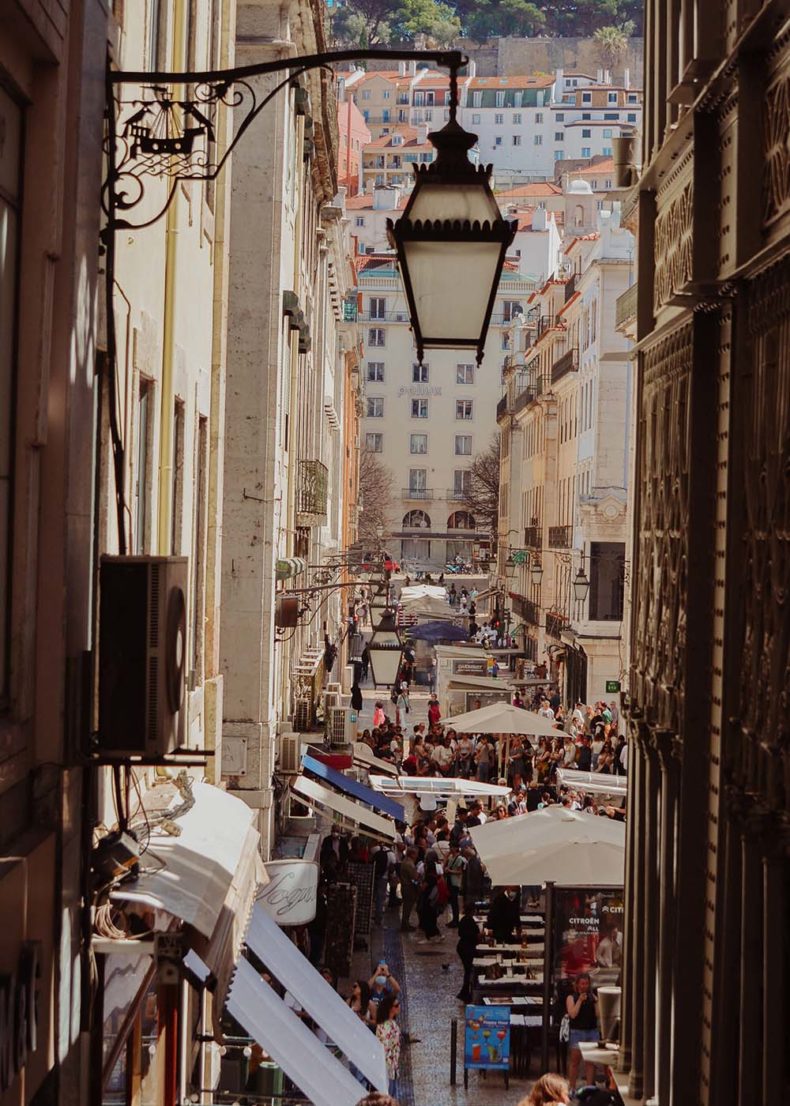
[596,68,604,84]
[468,59,477,78]
[398,62,406,77]
[554,68,564,99]
[623,67,631,89]
[408,61,417,76]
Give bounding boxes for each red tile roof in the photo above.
[495,182,563,198]
[468,75,555,88]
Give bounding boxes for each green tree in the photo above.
[331,0,461,47]
[395,0,461,46]
[455,0,544,40]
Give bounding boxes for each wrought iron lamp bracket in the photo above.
[102,47,467,235]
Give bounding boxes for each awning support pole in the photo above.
[541,880,555,1072]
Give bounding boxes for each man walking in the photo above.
[399,847,419,931]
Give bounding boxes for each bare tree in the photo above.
[462,432,500,538]
[357,448,394,546]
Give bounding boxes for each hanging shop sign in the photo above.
[463,1004,510,1086]
[258,860,319,926]
[605,680,621,694]
[452,659,488,676]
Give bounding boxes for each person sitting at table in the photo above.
[455,900,480,1001]
[486,886,523,943]
[565,972,599,1096]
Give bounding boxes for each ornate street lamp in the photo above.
[387,71,517,366]
[530,557,544,587]
[367,609,403,689]
[572,564,591,604]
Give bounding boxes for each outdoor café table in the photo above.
[482,995,542,1007]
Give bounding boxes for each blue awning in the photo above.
[302,754,405,821]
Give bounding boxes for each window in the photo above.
[554,131,563,141]
[554,150,564,160]
[134,380,153,553]
[367,397,384,418]
[582,128,591,138]
[455,435,472,455]
[366,432,383,452]
[447,510,476,530]
[582,112,591,120]
[535,112,543,123]
[369,297,386,319]
[628,93,638,103]
[608,92,618,103]
[589,542,625,620]
[472,91,482,107]
[412,363,429,383]
[603,128,613,138]
[513,112,522,124]
[368,327,385,346]
[582,147,591,158]
[534,135,542,145]
[456,399,473,420]
[410,433,428,454]
[456,364,474,385]
[494,113,504,125]
[367,362,384,382]
[453,469,471,495]
[627,113,637,123]
[408,469,427,493]
[512,135,521,146]
[604,113,618,120]
[514,91,523,107]
[383,90,390,100]
[495,137,502,146]
[603,147,612,156]
[472,113,481,124]
[495,91,505,107]
[0,86,22,695]
[411,398,429,418]
[556,112,565,121]
[382,110,390,122]
[582,92,591,103]
[361,90,371,101]
[355,216,365,227]
[502,300,523,322]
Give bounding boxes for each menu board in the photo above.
[464,1004,510,1072]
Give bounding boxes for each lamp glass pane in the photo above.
[403,239,502,344]
[369,648,402,686]
[407,181,501,225]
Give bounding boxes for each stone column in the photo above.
[737,806,764,1106]
[654,731,680,1106]
[618,715,639,1073]
[628,720,648,1100]
[640,735,660,1104]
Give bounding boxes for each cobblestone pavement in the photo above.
[350,685,536,1105]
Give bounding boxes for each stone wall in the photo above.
[457,36,644,85]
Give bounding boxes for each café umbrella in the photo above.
[406,620,469,643]
[445,702,567,740]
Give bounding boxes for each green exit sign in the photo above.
[605,680,621,694]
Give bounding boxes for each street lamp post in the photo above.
[367,609,404,690]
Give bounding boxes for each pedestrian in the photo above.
[486,886,522,943]
[375,994,402,1099]
[355,1095,400,1106]
[399,847,419,931]
[565,973,599,1096]
[428,656,437,695]
[372,843,392,925]
[518,1073,571,1105]
[351,681,363,712]
[373,700,387,728]
[445,844,466,927]
[428,696,442,727]
[455,900,480,1001]
[368,963,401,1020]
[416,865,443,943]
[395,682,410,726]
[361,642,371,681]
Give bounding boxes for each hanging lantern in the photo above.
[387,71,516,365]
[572,566,591,604]
[367,610,403,689]
[530,558,544,586]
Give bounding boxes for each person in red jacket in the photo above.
[427,698,442,727]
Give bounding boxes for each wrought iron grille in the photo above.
[296,460,329,519]
[548,525,572,548]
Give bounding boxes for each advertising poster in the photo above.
[464,1004,511,1072]
[554,888,624,987]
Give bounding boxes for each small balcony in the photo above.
[616,282,638,331]
[359,309,410,323]
[296,460,329,521]
[512,594,541,626]
[402,487,434,500]
[524,525,541,548]
[446,488,469,502]
[496,394,511,422]
[545,610,569,639]
[551,347,579,386]
[548,524,572,548]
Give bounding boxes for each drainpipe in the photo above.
[158,0,186,554]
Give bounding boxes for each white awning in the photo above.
[447,674,515,691]
[353,741,399,777]
[226,958,368,1106]
[245,903,387,1091]
[369,775,511,798]
[556,768,628,797]
[292,775,397,840]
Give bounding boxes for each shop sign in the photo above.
[0,942,40,1093]
[463,1004,510,1073]
[258,860,318,926]
[452,659,488,676]
[605,680,621,694]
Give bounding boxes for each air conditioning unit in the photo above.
[293,698,312,732]
[326,682,342,695]
[98,556,189,759]
[324,691,340,714]
[328,706,358,747]
[279,732,325,774]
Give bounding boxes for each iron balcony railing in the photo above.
[548,524,572,548]
[524,525,541,548]
[551,347,579,385]
[359,310,411,322]
[402,487,434,500]
[546,610,569,639]
[296,460,329,519]
[615,282,638,329]
[446,488,470,501]
[496,394,510,421]
[512,594,541,625]
[513,375,545,414]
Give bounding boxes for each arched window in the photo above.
[447,511,476,530]
[574,204,585,227]
[403,510,431,529]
